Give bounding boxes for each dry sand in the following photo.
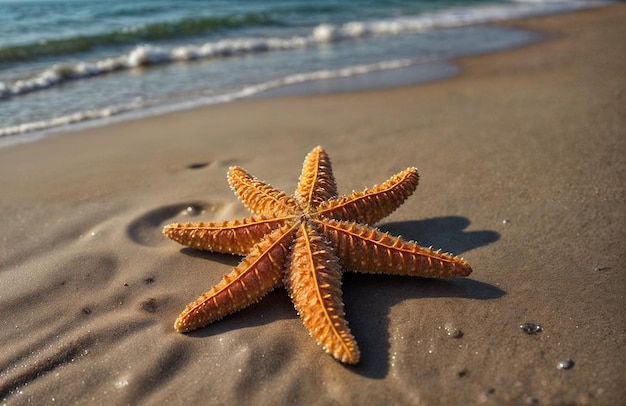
[1,4,625,405]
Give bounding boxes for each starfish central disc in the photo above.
[163,146,472,364]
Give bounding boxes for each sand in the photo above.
[1,4,625,405]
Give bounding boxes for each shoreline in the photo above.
[1,4,624,405]
[0,3,607,149]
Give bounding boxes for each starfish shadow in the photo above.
[342,275,504,378]
[341,216,501,378]
[378,216,500,255]
[179,247,242,266]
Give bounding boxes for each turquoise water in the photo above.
[0,0,611,141]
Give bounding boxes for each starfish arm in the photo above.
[228,166,300,216]
[175,222,298,333]
[317,219,472,278]
[163,215,292,255]
[295,146,338,209]
[284,222,360,364]
[316,167,419,225]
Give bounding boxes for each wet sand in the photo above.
[1,4,624,405]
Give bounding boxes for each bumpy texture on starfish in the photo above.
[163,146,472,364]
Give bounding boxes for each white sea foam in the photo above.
[0,58,419,138]
[0,0,608,100]
[0,98,146,138]
[315,0,610,40]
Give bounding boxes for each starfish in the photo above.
[163,146,472,364]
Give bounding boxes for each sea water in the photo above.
[0,0,611,143]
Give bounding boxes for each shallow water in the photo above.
[0,0,611,141]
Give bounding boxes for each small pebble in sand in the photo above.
[520,323,542,335]
[557,358,575,370]
[183,205,203,216]
[502,219,510,224]
[444,322,464,338]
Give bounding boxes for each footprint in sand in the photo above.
[127,202,230,247]
[128,159,247,247]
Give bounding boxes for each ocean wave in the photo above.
[0,99,147,138]
[311,0,610,41]
[0,58,418,138]
[0,0,609,100]
[0,12,277,64]
[0,36,312,99]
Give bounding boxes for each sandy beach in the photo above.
[1,4,625,405]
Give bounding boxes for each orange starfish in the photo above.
[163,146,471,364]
